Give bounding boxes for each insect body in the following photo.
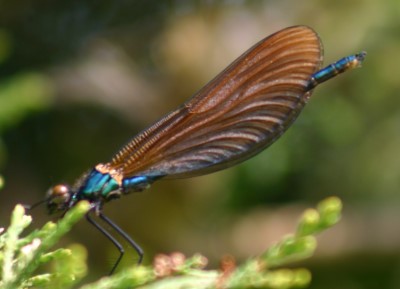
[43,26,365,274]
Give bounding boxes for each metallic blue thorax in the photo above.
[78,165,154,201]
[80,169,120,198]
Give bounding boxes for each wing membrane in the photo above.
[109,26,322,178]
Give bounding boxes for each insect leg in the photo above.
[86,212,124,275]
[99,212,144,265]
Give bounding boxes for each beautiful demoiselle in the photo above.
[30,25,365,273]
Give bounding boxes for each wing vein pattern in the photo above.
[108,26,322,179]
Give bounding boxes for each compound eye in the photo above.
[46,184,71,214]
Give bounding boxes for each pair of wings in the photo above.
[108,26,323,179]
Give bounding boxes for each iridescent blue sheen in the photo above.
[81,169,119,197]
[308,52,366,89]
[78,169,157,200]
[122,176,152,190]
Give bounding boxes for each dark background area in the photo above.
[1,1,400,287]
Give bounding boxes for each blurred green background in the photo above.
[1,0,399,287]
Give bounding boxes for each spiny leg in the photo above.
[86,212,125,275]
[99,212,144,264]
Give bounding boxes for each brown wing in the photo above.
[108,26,323,178]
